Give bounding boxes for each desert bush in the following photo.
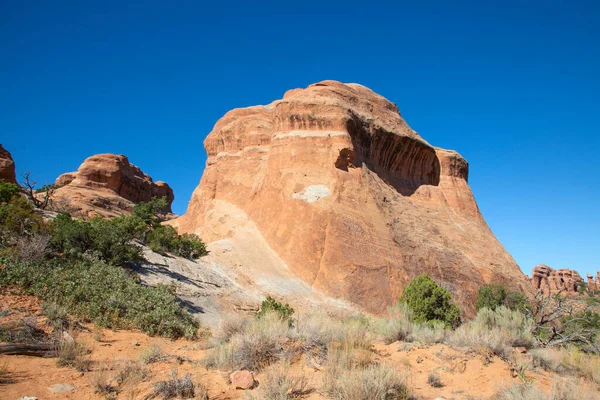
[449,306,535,358]
[50,214,143,265]
[0,196,47,246]
[477,284,532,314]
[0,318,47,343]
[56,339,91,372]
[325,363,411,400]
[0,181,21,203]
[427,372,443,388]
[42,302,69,331]
[376,303,414,344]
[409,321,448,345]
[529,348,569,373]
[149,370,195,399]
[562,347,600,386]
[254,362,308,400]
[132,196,170,227]
[399,275,461,327]
[114,361,148,386]
[257,295,295,322]
[205,310,291,371]
[145,224,208,260]
[0,257,198,339]
[296,312,345,361]
[139,344,166,364]
[91,368,118,396]
[15,233,50,262]
[493,384,545,400]
[551,378,598,400]
[216,315,251,344]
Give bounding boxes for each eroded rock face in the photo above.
[53,154,174,218]
[531,264,595,294]
[0,144,17,184]
[170,80,531,316]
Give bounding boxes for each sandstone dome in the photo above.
[169,80,531,316]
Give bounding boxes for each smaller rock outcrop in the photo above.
[52,154,174,218]
[530,264,596,294]
[0,144,17,184]
[230,370,255,390]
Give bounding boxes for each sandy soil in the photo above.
[1,293,599,400]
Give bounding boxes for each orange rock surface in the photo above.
[531,264,597,294]
[0,143,17,184]
[170,80,531,316]
[53,153,174,218]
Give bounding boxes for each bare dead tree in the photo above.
[532,289,600,353]
[21,171,55,210]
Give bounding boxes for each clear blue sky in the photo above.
[1,1,598,277]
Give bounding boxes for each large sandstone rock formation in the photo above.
[0,144,17,184]
[531,264,598,294]
[53,154,174,218]
[170,80,531,316]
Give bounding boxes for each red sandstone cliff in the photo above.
[531,264,598,294]
[169,80,531,316]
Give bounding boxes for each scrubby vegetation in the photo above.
[0,192,207,339]
[477,283,531,314]
[399,274,461,328]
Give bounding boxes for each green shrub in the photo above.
[0,181,21,203]
[146,225,207,260]
[0,257,198,339]
[50,214,143,265]
[34,183,56,194]
[257,296,294,322]
[477,284,531,314]
[399,275,461,327]
[0,197,47,246]
[132,196,169,227]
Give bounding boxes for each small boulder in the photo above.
[230,370,255,390]
[48,383,76,393]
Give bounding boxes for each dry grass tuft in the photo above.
[325,363,411,400]
[492,384,545,400]
[139,344,166,364]
[147,369,195,400]
[91,368,118,396]
[449,307,534,358]
[56,339,91,372]
[205,310,292,371]
[375,303,413,344]
[254,362,309,400]
[115,360,148,387]
[551,378,598,400]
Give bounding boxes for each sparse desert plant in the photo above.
[205,310,291,371]
[427,372,443,388]
[449,306,535,358]
[15,233,50,262]
[257,295,295,322]
[409,321,448,345]
[493,384,545,400]
[216,314,250,343]
[551,378,598,400]
[148,370,195,399]
[339,316,372,350]
[561,346,600,386]
[42,302,69,331]
[529,348,569,373]
[399,275,461,328]
[21,171,55,210]
[115,361,148,386]
[325,363,411,400]
[295,311,345,362]
[91,368,118,396]
[376,302,414,344]
[139,344,165,364]
[254,362,309,400]
[0,317,47,343]
[56,339,91,372]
